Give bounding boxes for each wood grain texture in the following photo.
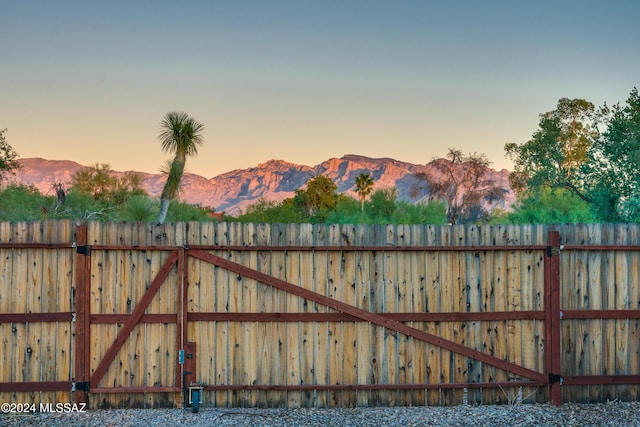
[1,221,639,407]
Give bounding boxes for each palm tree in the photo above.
[354,172,374,211]
[156,111,204,224]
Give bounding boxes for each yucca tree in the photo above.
[157,111,204,224]
[354,172,374,211]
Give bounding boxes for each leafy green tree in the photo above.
[71,163,146,204]
[583,87,640,222]
[0,129,21,183]
[414,148,508,224]
[157,111,205,224]
[354,172,374,211]
[293,175,341,222]
[617,191,640,223]
[234,198,306,224]
[234,185,448,225]
[111,171,146,205]
[505,98,599,200]
[71,163,115,200]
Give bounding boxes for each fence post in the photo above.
[544,230,562,405]
[73,223,91,403]
[176,247,188,394]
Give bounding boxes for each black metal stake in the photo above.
[182,371,192,411]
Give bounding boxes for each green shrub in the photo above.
[0,184,51,221]
[164,200,212,223]
[508,188,596,224]
[121,195,159,222]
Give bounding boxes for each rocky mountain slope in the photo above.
[11,155,515,214]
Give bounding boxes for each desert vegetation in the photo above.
[1,87,639,224]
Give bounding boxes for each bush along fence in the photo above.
[0,220,638,409]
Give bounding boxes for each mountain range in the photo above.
[11,155,515,214]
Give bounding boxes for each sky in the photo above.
[2,0,639,178]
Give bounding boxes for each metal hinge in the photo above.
[72,381,90,392]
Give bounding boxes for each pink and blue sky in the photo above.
[2,0,639,177]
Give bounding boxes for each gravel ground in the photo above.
[1,402,639,427]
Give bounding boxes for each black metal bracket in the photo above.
[546,246,560,257]
[76,245,92,255]
[182,371,193,410]
[549,373,563,385]
[72,381,91,392]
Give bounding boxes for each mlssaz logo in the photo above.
[41,402,87,413]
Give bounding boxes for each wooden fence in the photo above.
[0,221,638,408]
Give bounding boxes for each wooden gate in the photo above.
[186,242,560,406]
[68,224,561,407]
[72,224,184,408]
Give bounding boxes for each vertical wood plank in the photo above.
[385,225,399,406]
[530,224,546,402]
[269,223,287,407]
[326,224,343,407]
[12,223,28,393]
[285,223,302,408]
[0,222,13,399]
[40,222,57,393]
[297,224,315,406]
[394,224,411,405]
[574,224,590,402]
[422,225,439,404]
[466,225,483,404]
[117,224,132,391]
[229,223,245,406]
[438,225,453,404]
[254,222,272,406]
[628,224,639,400]
[506,225,523,396]
[369,224,385,405]
[131,224,147,396]
[614,224,630,400]
[241,223,258,407]
[450,224,466,405]
[25,223,43,397]
[354,223,372,406]
[491,225,508,401]
[586,224,603,402]
[340,224,357,407]
[409,224,427,405]
[478,225,493,403]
